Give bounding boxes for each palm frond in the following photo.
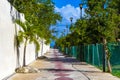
[15,20,27,32]
[17,31,24,44]
[33,38,40,52]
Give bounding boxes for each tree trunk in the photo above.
[35,45,38,60]
[35,37,39,59]
[41,40,43,56]
[103,38,112,73]
[16,41,20,67]
[15,24,20,68]
[35,52,38,60]
[107,58,112,72]
[23,39,27,67]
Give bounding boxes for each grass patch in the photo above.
[112,70,120,78]
[97,65,103,70]
[94,65,120,78]
[112,65,120,78]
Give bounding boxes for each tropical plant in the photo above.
[16,20,40,66]
[56,0,120,73]
[8,0,62,67]
[85,0,120,72]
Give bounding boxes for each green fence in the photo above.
[84,44,104,66]
[58,42,120,73]
[107,42,120,77]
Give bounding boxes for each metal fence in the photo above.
[58,42,120,73]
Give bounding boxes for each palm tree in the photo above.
[16,20,40,67]
[9,0,62,67]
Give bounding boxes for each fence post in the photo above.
[96,43,100,66]
[103,44,106,72]
[92,44,94,65]
[87,45,90,63]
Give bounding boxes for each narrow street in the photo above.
[8,49,120,80]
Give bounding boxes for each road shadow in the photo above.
[45,54,87,65]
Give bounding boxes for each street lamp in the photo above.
[64,29,66,36]
[79,4,83,19]
[66,25,68,34]
[69,17,73,33]
[70,17,73,23]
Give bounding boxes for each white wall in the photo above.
[0,0,50,79]
[38,40,50,56]
[0,0,16,79]
[42,42,50,55]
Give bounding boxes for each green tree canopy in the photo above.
[8,0,62,66]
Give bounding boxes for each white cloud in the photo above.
[54,4,86,37]
[55,4,85,25]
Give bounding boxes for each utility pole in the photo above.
[79,4,83,19]
[66,25,68,35]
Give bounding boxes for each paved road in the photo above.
[8,49,120,80]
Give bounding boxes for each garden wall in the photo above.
[0,0,50,79]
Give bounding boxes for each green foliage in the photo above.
[56,0,120,47]
[9,0,62,43]
[56,2,120,73]
[8,0,62,66]
[16,20,40,52]
[112,72,120,78]
[112,69,120,78]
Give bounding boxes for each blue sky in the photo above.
[52,0,86,33]
[50,0,85,47]
[52,0,82,8]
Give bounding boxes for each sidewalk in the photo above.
[8,49,120,80]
